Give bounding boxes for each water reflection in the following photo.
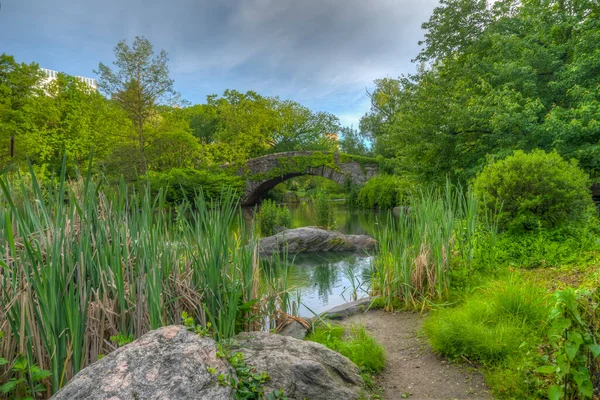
[243,201,385,317]
[287,252,373,317]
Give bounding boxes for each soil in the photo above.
[340,309,491,400]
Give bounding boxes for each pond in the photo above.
[279,200,386,317]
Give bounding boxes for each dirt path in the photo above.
[340,310,491,400]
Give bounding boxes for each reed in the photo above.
[372,183,493,310]
[0,165,291,395]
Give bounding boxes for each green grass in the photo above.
[423,277,551,398]
[307,323,386,374]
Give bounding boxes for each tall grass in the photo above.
[0,165,292,395]
[372,183,498,310]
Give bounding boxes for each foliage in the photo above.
[0,355,51,400]
[473,150,593,233]
[211,350,287,400]
[493,224,600,269]
[96,36,180,173]
[256,200,292,236]
[148,167,245,204]
[339,126,370,156]
[363,1,600,182]
[307,323,386,374]
[314,190,336,229]
[356,175,416,209]
[0,167,291,394]
[201,90,340,164]
[109,333,134,347]
[0,54,44,169]
[536,288,600,400]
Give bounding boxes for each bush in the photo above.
[256,200,292,236]
[307,323,386,374]
[356,175,416,209]
[473,150,593,233]
[148,168,245,204]
[314,191,336,229]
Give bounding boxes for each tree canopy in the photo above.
[363,0,600,183]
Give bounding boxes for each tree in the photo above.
[0,54,43,168]
[29,74,130,176]
[95,36,179,173]
[338,126,369,156]
[364,0,600,183]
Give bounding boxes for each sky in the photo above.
[0,0,439,128]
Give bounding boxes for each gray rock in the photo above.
[259,227,377,256]
[393,206,412,217]
[51,326,234,400]
[318,297,373,320]
[229,332,364,400]
[279,320,309,340]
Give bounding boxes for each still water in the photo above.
[281,200,384,317]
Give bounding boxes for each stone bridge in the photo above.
[239,151,379,205]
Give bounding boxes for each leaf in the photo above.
[534,365,557,374]
[565,339,582,361]
[573,367,593,397]
[588,343,600,358]
[548,385,562,400]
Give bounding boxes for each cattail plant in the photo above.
[372,182,496,310]
[0,163,292,396]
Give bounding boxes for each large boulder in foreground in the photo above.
[229,332,364,400]
[259,227,377,256]
[51,326,234,400]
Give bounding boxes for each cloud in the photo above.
[1,0,439,125]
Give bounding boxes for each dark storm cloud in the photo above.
[1,0,439,126]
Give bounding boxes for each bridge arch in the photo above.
[239,151,379,206]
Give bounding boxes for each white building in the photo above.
[40,68,98,90]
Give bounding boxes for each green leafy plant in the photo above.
[148,167,245,205]
[109,333,134,347]
[473,150,593,233]
[182,311,212,337]
[0,355,51,400]
[314,190,336,229]
[356,175,416,210]
[535,289,600,400]
[257,200,292,236]
[211,349,288,400]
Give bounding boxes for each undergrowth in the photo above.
[424,277,551,398]
[307,322,385,394]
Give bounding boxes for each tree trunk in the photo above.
[138,123,147,175]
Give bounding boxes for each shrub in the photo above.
[314,191,336,229]
[473,150,593,233]
[148,167,245,204]
[307,323,386,374]
[257,200,292,236]
[356,175,416,209]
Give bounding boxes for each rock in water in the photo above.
[51,326,234,400]
[258,227,377,256]
[229,332,364,400]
